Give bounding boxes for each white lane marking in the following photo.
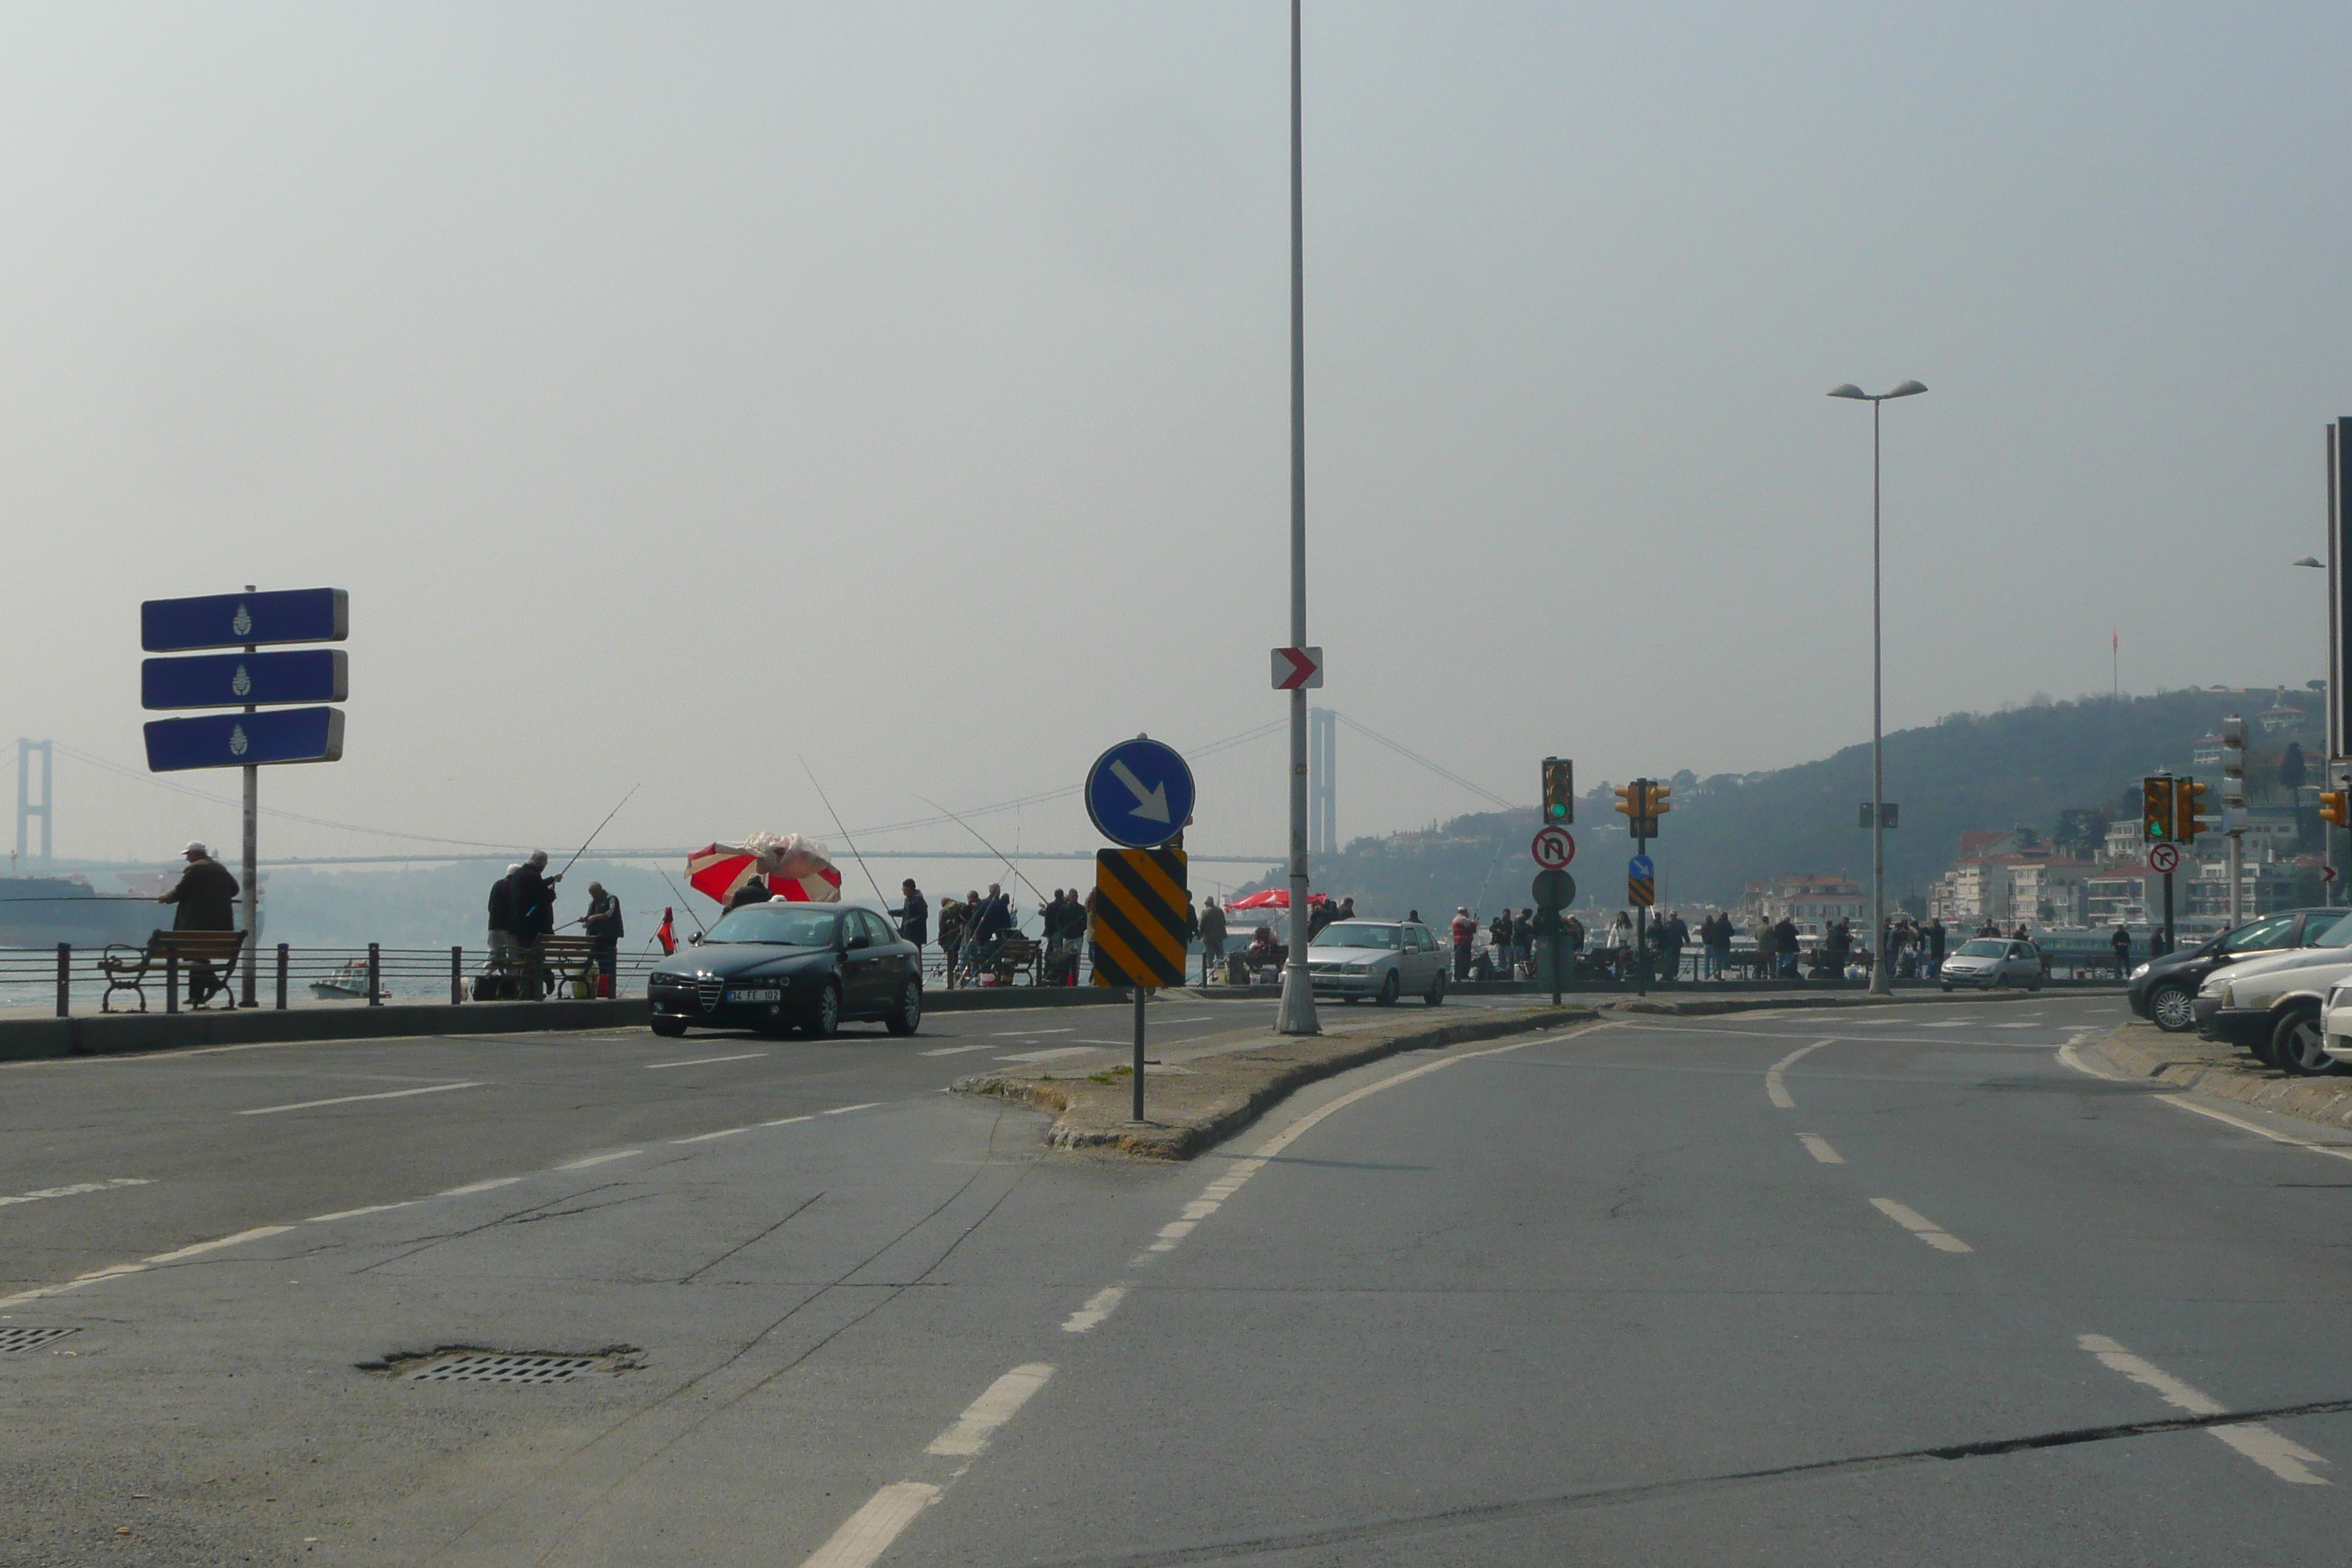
[673,1126,747,1144]
[1988,1023,2040,1030]
[556,1150,644,1170]
[1765,1040,1833,1109]
[2079,1334,2329,1485]
[762,1115,815,1128]
[997,1047,1095,1063]
[0,1177,152,1208]
[237,1080,483,1117]
[926,1363,1056,1457]
[438,1177,524,1197]
[2059,1046,2352,1163]
[643,1052,766,1070]
[1061,1284,1126,1334]
[1798,1134,1844,1164]
[1921,1020,1978,1028]
[826,1102,881,1115]
[1153,1016,1216,1024]
[919,1044,995,1057]
[1869,1197,1972,1253]
[1147,1221,1196,1253]
[0,1267,147,1310]
[304,1202,415,1223]
[992,1028,1074,1037]
[143,1225,295,1264]
[797,1481,941,1568]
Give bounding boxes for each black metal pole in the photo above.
[166,951,179,1014]
[276,943,289,1010]
[1635,812,1649,998]
[1132,986,1147,1122]
[451,945,463,1005]
[56,942,69,1018]
[367,942,381,1006]
[1550,917,1562,1009]
[2163,869,2175,959]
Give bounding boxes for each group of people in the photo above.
[482,851,624,999]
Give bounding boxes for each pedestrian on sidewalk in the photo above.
[2110,923,2132,979]
[1512,908,1536,979]
[1774,915,1801,979]
[1925,916,1947,977]
[159,840,240,1006]
[510,851,561,999]
[1490,912,1514,976]
[1308,894,1337,941]
[581,881,624,998]
[1450,907,1478,981]
[486,864,521,992]
[897,879,929,957]
[938,894,969,988]
[1199,896,1228,985]
[1658,910,1688,984]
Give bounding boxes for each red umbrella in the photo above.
[687,832,843,906]
[1225,888,1329,912]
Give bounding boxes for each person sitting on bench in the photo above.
[158,840,239,1005]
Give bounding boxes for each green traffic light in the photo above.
[1545,803,1567,820]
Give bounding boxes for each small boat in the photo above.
[311,960,388,1001]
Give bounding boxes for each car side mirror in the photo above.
[845,932,870,951]
[687,932,702,946]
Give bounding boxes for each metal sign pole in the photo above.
[1550,917,1562,1009]
[2163,867,2174,957]
[240,584,258,1009]
[1133,985,1147,1122]
[1274,0,1319,1038]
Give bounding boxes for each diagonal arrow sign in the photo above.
[1108,759,1171,822]
[1272,646,1323,690]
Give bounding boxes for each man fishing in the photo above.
[510,851,560,1000]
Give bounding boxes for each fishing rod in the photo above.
[801,758,894,911]
[657,867,706,936]
[915,794,1050,908]
[554,784,639,882]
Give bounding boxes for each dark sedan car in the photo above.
[2128,906,2345,1033]
[647,902,921,1039]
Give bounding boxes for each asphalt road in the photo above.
[11,992,2352,1565]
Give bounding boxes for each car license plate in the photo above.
[727,987,782,1003]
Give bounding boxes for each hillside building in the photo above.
[1740,874,1866,933]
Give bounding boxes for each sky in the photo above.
[1,2,2345,875]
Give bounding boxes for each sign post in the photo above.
[142,587,348,1008]
[1533,868,1575,1008]
[2149,840,2181,954]
[1085,736,1195,1122]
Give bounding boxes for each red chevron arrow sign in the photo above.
[1272,646,1324,690]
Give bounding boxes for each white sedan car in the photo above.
[1938,937,2043,991]
[1307,919,1449,1006]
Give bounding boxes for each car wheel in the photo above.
[650,1017,687,1038]
[2149,983,2196,1034]
[1376,971,1400,1006]
[2274,1009,2334,1076]
[1424,971,1446,1006]
[803,980,840,1039]
[1940,983,1953,993]
[886,979,922,1036]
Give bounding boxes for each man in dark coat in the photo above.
[581,881,625,998]
[897,879,930,954]
[159,840,239,930]
[508,851,561,999]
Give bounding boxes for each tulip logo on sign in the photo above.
[230,664,252,697]
[228,723,249,757]
[232,603,253,638]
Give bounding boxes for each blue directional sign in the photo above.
[142,588,349,652]
[141,649,348,711]
[1085,737,1196,849]
[143,708,345,772]
[1629,853,1655,881]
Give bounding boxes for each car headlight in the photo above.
[1343,962,1368,974]
[2130,962,2149,980]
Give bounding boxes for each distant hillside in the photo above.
[1236,686,2319,919]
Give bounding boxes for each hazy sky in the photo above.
[2,3,2344,872]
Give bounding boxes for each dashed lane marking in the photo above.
[236,1081,483,1116]
[925,1363,1056,1457]
[1061,1284,1126,1334]
[438,1177,524,1197]
[0,1177,151,1208]
[304,1202,415,1223]
[825,1102,881,1115]
[919,1044,995,1057]
[996,1047,1096,1063]
[1765,1040,1833,1109]
[2080,1334,2329,1485]
[1798,1134,1844,1164]
[145,1226,295,1264]
[672,1126,747,1144]
[1869,1197,1972,1253]
[799,1482,941,1568]
[556,1150,644,1170]
[642,1052,766,1070]
[991,1028,1074,1038]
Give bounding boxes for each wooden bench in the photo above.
[476,933,604,1000]
[983,934,1041,987]
[99,930,248,1013]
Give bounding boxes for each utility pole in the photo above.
[1275,0,1318,1036]
[2223,714,2247,927]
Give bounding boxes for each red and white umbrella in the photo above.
[687,832,843,906]
[1225,888,1329,912]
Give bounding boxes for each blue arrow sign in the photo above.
[142,649,348,711]
[1629,853,1655,881]
[144,708,344,772]
[142,588,348,652]
[1085,738,1196,849]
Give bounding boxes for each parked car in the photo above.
[1307,919,1448,1006]
[2128,908,2346,1033]
[1939,937,2043,991]
[2318,981,2352,1072]
[2190,920,2352,1071]
[647,902,921,1039]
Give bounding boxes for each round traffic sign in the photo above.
[1531,827,1576,870]
[1085,737,1196,849]
[1531,869,1576,909]
[2149,842,2181,874]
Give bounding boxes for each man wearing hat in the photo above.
[159,841,239,1006]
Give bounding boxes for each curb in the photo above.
[0,998,652,1062]
[2087,1022,2352,1135]
[957,1006,1599,1160]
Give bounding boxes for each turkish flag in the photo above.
[656,908,677,956]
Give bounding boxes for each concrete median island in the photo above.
[2086,1018,2352,1137]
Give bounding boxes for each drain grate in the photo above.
[0,1326,80,1353]
[403,1352,607,1384]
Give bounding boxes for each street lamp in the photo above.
[1275,0,1319,1036]
[1828,380,1927,995]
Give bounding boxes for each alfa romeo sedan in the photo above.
[1938,937,2043,991]
[1306,919,1448,1006]
[647,902,921,1038]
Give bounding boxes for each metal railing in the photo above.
[0,943,670,1017]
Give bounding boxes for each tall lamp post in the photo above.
[1828,380,1927,995]
[1275,0,1319,1035]
[2296,554,2330,904]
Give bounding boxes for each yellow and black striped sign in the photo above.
[1092,847,1189,990]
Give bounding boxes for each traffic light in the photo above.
[1649,782,1673,818]
[2142,776,2174,843]
[2323,790,2351,828]
[2175,777,2211,843]
[1614,781,1646,819]
[1542,758,1575,823]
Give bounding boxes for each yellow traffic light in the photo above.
[2175,777,2210,843]
[2323,790,2350,829]
[1542,758,1575,823]
[2142,776,2174,843]
[1650,782,1673,816]
[1613,783,1643,818]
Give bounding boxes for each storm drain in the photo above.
[0,1327,80,1353]
[402,1352,609,1384]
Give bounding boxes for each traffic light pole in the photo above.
[2163,868,2174,957]
[1635,823,1648,999]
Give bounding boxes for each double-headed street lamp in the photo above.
[1829,380,1927,996]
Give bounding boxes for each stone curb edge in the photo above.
[2087,1023,2352,1135]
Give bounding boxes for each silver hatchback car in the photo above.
[1940,936,2043,991]
[1307,919,1449,1006]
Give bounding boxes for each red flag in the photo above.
[656,907,677,956]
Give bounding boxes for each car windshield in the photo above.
[2313,913,2352,947]
[1955,939,2008,957]
[1313,922,1399,949]
[704,905,840,947]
